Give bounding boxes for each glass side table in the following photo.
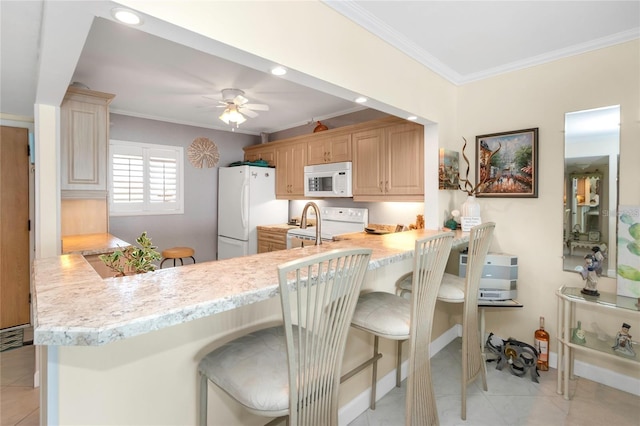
[556,285,639,400]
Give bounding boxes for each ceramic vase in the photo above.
[461,195,481,218]
[460,195,481,232]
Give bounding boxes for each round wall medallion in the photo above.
[188,137,219,168]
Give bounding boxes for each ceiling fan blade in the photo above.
[233,94,249,105]
[244,103,269,111]
[239,108,258,118]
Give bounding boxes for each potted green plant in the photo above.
[99,232,161,277]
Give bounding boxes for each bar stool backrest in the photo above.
[460,222,495,419]
[277,248,372,426]
[405,232,454,426]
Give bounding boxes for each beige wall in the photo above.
[457,40,640,377]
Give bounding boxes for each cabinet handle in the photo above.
[385,180,389,192]
[379,181,383,192]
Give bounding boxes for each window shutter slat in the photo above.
[109,141,183,215]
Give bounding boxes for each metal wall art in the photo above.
[188,137,219,168]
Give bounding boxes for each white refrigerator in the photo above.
[217,166,288,260]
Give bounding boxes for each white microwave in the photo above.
[304,162,353,197]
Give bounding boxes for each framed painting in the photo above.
[438,148,459,190]
[475,128,538,198]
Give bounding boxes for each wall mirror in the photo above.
[563,105,620,277]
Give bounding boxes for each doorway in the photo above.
[1,126,31,330]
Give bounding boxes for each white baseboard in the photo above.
[339,324,639,425]
[549,351,640,396]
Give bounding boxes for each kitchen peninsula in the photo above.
[34,229,468,425]
[60,232,131,279]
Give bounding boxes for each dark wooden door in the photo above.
[1,126,30,329]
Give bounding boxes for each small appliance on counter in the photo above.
[217,165,288,260]
[287,207,368,248]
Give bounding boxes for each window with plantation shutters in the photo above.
[109,140,184,216]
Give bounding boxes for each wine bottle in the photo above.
[535,316,550,371]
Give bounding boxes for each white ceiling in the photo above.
[1,1,638,135]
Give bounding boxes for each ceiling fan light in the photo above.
[233,112,247,125]
[219,105,247,126]
[219,110,230,124]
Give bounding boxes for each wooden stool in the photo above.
[160,247,195,268]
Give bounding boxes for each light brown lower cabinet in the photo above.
[257,226,290,253]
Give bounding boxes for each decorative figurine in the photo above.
[590,246,605,275]
[572,224,581,241]
[571,320,587,345]
[445,209,460,230]
[612,323,635,357]
[579,254,600,297]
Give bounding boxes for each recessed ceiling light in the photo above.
[111,8,143,25]
[271,66,287,76]
[355,96,368,103]
[407,115,418,121]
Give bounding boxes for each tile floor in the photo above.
[350,338,640,426]
[1,344,39,425]
[1,338,638,426]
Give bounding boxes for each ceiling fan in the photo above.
[216,88,269,127]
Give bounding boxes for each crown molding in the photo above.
[324,1,640,86]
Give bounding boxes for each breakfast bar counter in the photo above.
[34,229,468,346]
[60,232,130,255]
[33,228,468,425]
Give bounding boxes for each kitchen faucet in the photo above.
[300,202,322,245]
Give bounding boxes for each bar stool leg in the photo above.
[199,374,208,426]
[396,340,402,387]
[370,336,379,410]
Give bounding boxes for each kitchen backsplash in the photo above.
[288,199,424,229]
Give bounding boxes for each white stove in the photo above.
[287,207,368,248]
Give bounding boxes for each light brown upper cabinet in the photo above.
[244,144,276,166]
[275,141,307,198]
[243,116,422,201]
[307,133,352,165]
[352,122,423,201]
[60,87,115,198]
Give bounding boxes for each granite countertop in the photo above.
[33,229,469,346]
[61,233,131,256]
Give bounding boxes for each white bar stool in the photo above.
[344,232,454,425]
[396,222,495,420]
[198,247,372,426]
